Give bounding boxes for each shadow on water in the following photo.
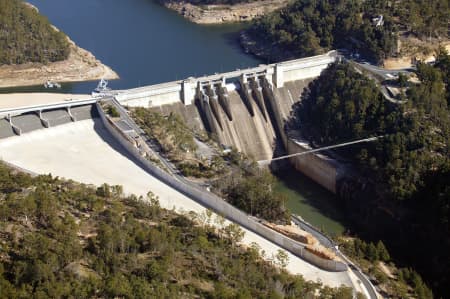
[221,27,248,49]
[273,165,349,237]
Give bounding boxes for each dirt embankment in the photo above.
[0,37,119,89]
[162,0,290,24]
[263,222,338,261]
[383,37,450,69]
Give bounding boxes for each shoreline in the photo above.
[0,37,119,89]
[161,0,290,24]
[0,2,119,90]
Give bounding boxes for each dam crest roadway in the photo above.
[0,51,377,299]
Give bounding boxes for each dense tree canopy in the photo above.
[0,0,69,64]
[218,166,291,223]
[399,0,449,39]
[249,0,397,62]
[289,60,449,199]
[0,163,355,298]
[288,55,450,297]
[248,0,449,62]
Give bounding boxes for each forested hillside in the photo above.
[287,51,450,297]
[0,163,356,298]
[132,107,290,223]
[246,0,449,62]
[0,0,69,64]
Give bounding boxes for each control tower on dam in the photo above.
[115,51,338,161]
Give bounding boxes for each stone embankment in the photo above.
[0,37,118,88]
[161,0,289,24]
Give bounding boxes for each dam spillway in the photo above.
[0,104,97,138]
[150,78,312,160]
[0,102,353,286]
[116,51,337,160]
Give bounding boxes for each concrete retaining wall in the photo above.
[96,102,347,272]
[115,51,337,109]
[287,138,338,193]
[276,53,336,85]
[116,82,183,108]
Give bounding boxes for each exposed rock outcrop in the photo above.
[162,0,290,24]
[0,35,118,88]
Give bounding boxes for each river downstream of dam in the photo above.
[16,0,347,236]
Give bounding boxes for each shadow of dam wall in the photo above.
[150,78,312,161]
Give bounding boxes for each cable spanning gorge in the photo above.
[0,52,376,298]
[115,51,340,191]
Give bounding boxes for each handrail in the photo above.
[0,98,97,118]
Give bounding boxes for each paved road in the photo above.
[354,61,412,80]
[292,215,379,299]
[338,52,413,80]
[340,56,412,106]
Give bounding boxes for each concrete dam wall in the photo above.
[151,78,312,160]
[115,51,344,193]
[118,52,337,161]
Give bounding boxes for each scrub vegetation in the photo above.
[338,237,433,299]
[131,107,290,223]
[132,108,198,160]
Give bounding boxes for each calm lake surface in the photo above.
[27,0,261,93]
[26,0,348,236]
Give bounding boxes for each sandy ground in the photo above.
[0,93,91,110]
[0,118,354,288]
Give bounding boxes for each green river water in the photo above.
[274,168,347,237]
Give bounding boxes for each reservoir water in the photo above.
[27,0,261,93]
[25,0,347,236]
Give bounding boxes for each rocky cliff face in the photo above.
[162,0,290,24]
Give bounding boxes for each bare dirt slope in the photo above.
[383,39,450,69]
[0,118,354,288]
